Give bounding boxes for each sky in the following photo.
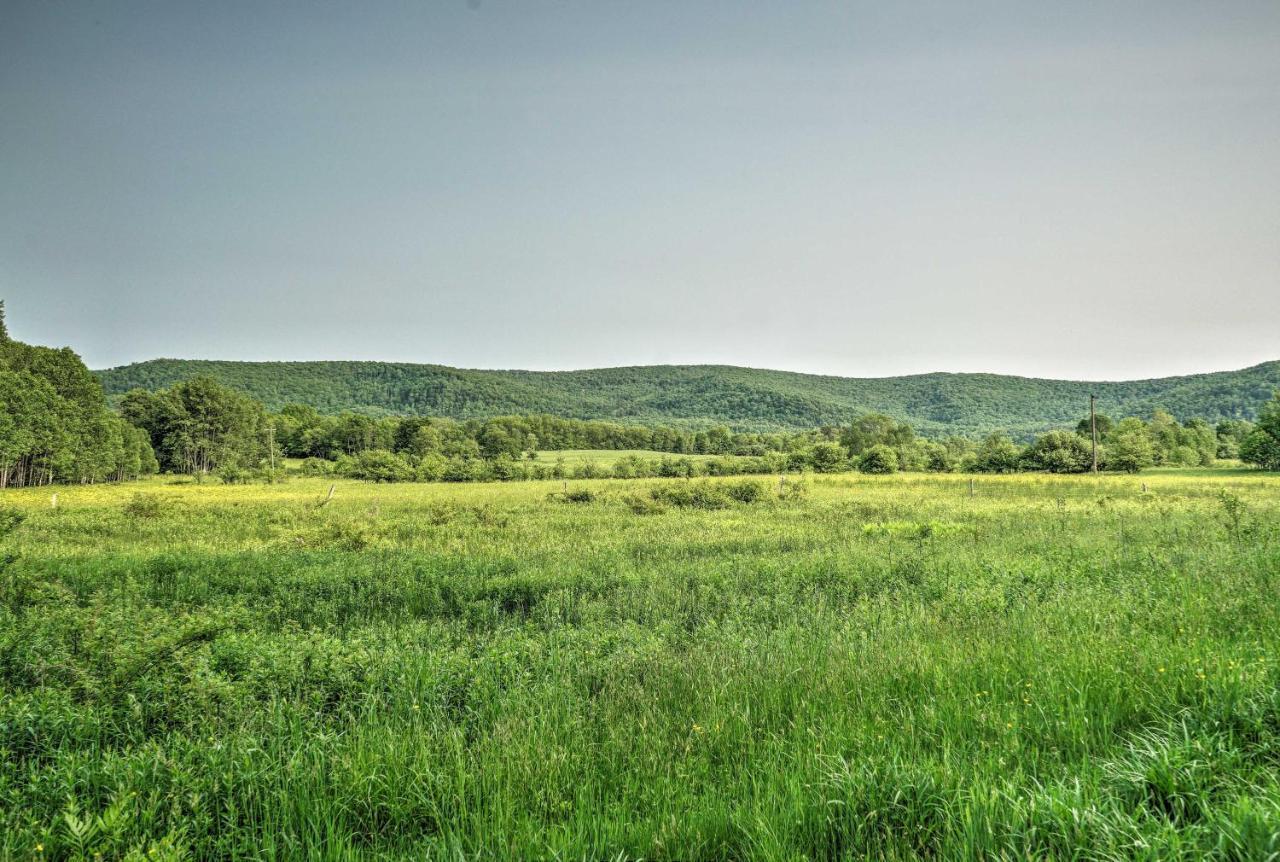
[2,1,1278,381]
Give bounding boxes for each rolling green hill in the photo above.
[94,358,1280,437]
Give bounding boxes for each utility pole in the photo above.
[1090,394,1098,474]
[267,423,276,471]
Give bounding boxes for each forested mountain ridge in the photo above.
[95,358,1280,437]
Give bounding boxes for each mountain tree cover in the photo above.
[0,303,156,488]
[94,358,1280,437]
[6,308,1279,486]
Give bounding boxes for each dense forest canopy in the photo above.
[95,358,1280,437]
[0,303,156,488]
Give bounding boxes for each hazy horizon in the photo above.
[4,1,1278,379]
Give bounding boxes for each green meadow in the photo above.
[2,469,1279,860]
[530,449,724,468]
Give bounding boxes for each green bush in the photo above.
[650,482,732,509]
[724,480,767,503]
[858,444,899,474]
[299,457,335,477]
[550,488,598,504]
[336,449,415,482]
[122,493,165,518]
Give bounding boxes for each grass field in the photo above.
[2,469,1279,859]
[531,449,724,467]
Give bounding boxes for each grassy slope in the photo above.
[3,469,1279,858]
[94,358,1280,435]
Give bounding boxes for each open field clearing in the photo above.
[3,469,1280,859]
[531,449,724,468]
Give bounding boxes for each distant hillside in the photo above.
[94,359,1280,437]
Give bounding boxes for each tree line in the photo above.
[118,377,1280,483]
[4,304,1280,488]
[95,355,1280,438]
[0,303,157,488]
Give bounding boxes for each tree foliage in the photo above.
[1240,391,1280,471]
[121,377,271,476]
[858,444,899,475]
[1020,431,1092,474]
[0,312,155,487]
[95,358,1280,437]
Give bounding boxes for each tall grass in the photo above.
[1,471,1278,859]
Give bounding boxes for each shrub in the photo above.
[724,480,767,503]
[123,493,165,518]
[490,456,529,482]
[299,457,335,477]
[573,462,603,480]
[650,482,732,510]
[216,463,251,484]
[777,478,810,502]
[622,493,666,515]
[0,507,24,536]
[552,488,598,504]
[336,449,416,482]
[808,442,848,473]
[858,445,899,475]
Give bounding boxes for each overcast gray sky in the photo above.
[2,1,1278,379]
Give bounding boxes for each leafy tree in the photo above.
[807,442,847,473]
[1075,413,1114,440]
[405,423,444,457]
[478,422,526,459]
[1105,420,1156,473]
[1240,431,1280,471]
[0,312,155,487]
[1240,391,1280,471]
[1215,419,1254,459]
[275,403,328,457]
[841,414,915,455]
[858,444,899,474]
[122,377,268,475]
[1178,418,1217,466]
[969,434,1021,474]
[1021,431,1092,473]
[328,413,393,456]
[923,442,953,473]
[1146,410,1182,465]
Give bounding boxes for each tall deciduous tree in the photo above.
[0,307,156,487]
[1240,391,1280,471]
[122,377,270,475]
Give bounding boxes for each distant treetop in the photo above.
[94,357,1280,438]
